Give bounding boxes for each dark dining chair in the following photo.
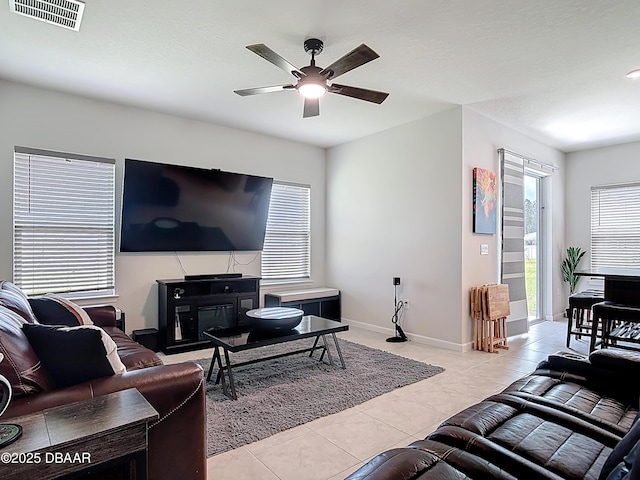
[590,301,640,352]
[566,290,604,348]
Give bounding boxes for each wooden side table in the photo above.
[0,388,158,480]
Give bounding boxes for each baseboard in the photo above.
[342,317,467,352]
[506,318,528,337]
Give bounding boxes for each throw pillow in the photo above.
[0,283,37,323]
[22,323,126,388]
[0,306,54,396]
[0,281,30,303]
[28,293,93,326]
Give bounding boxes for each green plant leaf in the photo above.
[561,246,585,294]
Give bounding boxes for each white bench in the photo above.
[264,287,341,321]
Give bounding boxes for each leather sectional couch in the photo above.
[0,288,206,480]
[347,349,640,480]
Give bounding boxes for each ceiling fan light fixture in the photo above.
[627,69,640,79]
[297,81,327,98]
[235,39,388,117]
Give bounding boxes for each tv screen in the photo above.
[120,159,273,252]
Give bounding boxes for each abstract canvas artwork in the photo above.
[473,167,497,234]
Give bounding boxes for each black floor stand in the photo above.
[386,323,408,343]
[386,335,407,343]
[386,284,408,343]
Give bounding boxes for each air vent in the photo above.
[9,0,85,31]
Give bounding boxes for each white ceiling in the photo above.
[1,1,639,151]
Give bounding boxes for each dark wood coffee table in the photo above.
[203,316,348,400]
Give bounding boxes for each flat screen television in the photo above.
[120,159,273,252]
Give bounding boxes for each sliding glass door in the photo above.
[524,173,543,322]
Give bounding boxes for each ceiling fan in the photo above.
[234,38,389,118]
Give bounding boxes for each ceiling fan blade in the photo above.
[246,44,303,78]
[328,84,389,104]
[319,44,379,80]
[303,97,320,118]
[234,85,295,96]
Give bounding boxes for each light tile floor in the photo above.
[162,319,589,480]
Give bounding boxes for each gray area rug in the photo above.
[196,337,444,456]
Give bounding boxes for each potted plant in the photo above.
[561,246,586,296]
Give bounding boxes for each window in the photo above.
[591,182,640,269]
[13,147,116,297]
[261,182,310,282]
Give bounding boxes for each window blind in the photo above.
[591,182,640,269]
[261,182,310,281]
[13,148,116,296]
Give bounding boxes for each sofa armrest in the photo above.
[536,350,589,372]
[589,348,640,372]
[346,440,523,480]
[90,362,203,419]
[345,448,449,480]
[538,349,640,375]
[83,304,118,328]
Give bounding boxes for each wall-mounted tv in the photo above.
[120,159,273,252]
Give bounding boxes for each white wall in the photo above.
[0,80,326,333]
[325,106,566,351]
[566,141,640,276]
[462,109,566,332]
[326,107,464,349]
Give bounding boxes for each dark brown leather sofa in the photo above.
[347,350,640,480]
[0,304,206,480]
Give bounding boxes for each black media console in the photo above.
[156,275,260,354]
